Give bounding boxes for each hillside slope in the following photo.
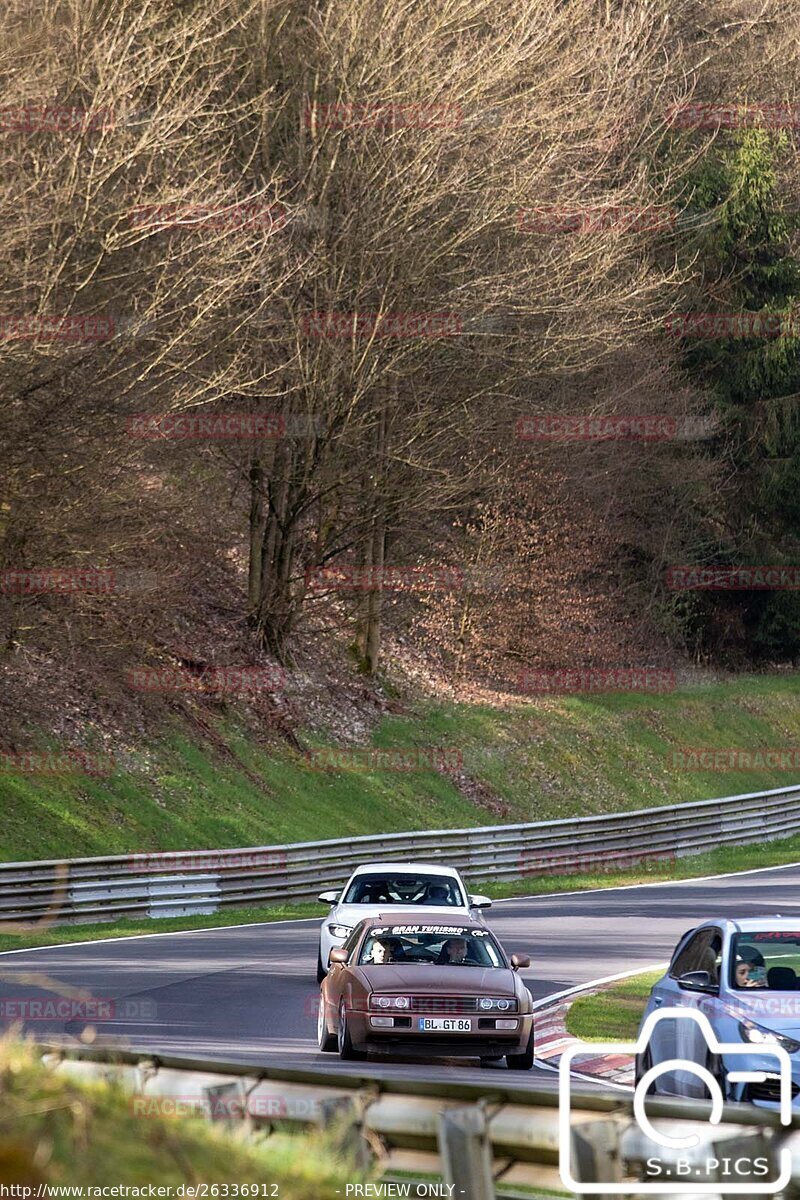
[2,673,798,862]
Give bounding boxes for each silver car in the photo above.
[636,917,800,1109]
[315,861,492,982]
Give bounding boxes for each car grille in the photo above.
[745,1076,800,1103]
[408,996,479,1014]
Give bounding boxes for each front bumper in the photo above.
[723,1050,800,1110]
[349,1012,534,1057]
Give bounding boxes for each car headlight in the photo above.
[738,1019,800,1054]
[327,924,352,939]
[370,995,410,1010]
[478,998,518,1012]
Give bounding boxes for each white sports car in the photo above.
[315,861,492,981]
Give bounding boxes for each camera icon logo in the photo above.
[558,1007,793,1194]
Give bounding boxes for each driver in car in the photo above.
[438,936,469,964]
[735,944,768,988]
[735,959,767,988]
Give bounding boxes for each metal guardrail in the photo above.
[40,1043,800,1198]
[3,783,800,926]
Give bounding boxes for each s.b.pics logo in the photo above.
[558,1009,792,1194]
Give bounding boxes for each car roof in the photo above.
[349,862,462,879]
[694,916,800,935]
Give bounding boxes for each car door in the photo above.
[643,928,696,1069]
[324,922,364,1024]
[652,927,722,1095]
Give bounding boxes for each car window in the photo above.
[343,873,464,906]
[669,928,721,979]
[731,931,800,990]
[340,922,366,959]
[358,924,505,967]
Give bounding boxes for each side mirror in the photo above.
[317,890,339,905]
[510,954,531,971]
[329,947,348,965]
[677,970,718,994]
[469,894,492,909]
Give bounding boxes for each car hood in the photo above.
[354,964,517,995]
[331,903,470,925]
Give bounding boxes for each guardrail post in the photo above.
[569,1116,624,1199]
[438,1102,495,1200]
[318,1094,373,1171]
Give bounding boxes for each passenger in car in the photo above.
[367,938,396,964]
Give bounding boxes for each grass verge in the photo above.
[564,971,664,1041]
[0,903,319,955]
[0,1038,365,1195]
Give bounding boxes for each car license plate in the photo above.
[418,1018,471,1032]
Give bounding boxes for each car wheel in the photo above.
[706,1051,728,1100]
[316,951,327,985]
[506,1026,535,1071]
[338,1000,366,1060]
[317,995,337,1052]
[635,1045,658,1095]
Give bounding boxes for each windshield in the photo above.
[731,932,800,990]
[343,873,464,907]
[358,924,505,967]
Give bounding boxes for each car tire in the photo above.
[338,1000,366,1060]
[316,951,327,985]
[706,1051,727,1100]
[506,1026,535,1071]
[635,1045,658,1095]
[317,995,337,1052]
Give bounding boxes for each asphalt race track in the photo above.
[3,862,800,1091]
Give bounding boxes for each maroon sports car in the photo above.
[317,913,535,1068]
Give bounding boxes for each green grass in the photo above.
[565,970,664,1041]
[0,1038,365,1195]
[0,902,318,955]
[1,673,799,863]
[474,829,800,898]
